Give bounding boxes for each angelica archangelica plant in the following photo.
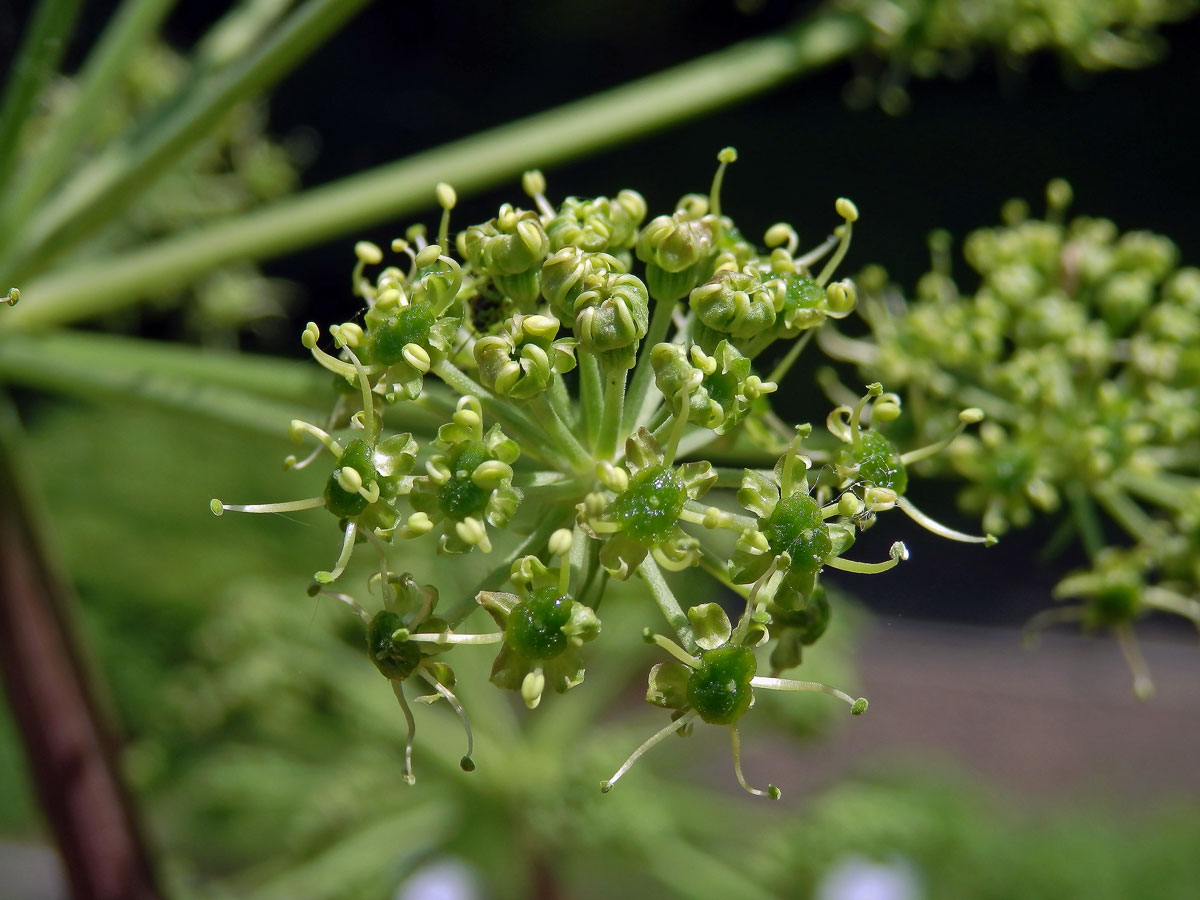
[823,181,1200,697]
[212,148,992,795]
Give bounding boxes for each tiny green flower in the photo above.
[314,572,503,782]
[578,429,715,579]
[459,203,550,307]
[546,190,648,253]
[474,313,577,400]
[688,265,782,349]
[477,537,601,708]
[605,603,866,798]
[408,396,521,553]
[651,339,775,433]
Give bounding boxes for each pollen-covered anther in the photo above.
[864,486,898,511]
[743,375,776,399]
[414,244,442,268]
[521,668,546,709]
[596,460,629,493]
[835,198,859,223]
[837,491,865,517]
[470,459,513,489]
[583,492,608,518]
[436,182,457,210]
[336,466,364,494]
[401,342,431,373]
[455,517,492,552]
[959,407,985,425]
[548,528,574,558]
[399,512,434,539]
[331,322,365,347]
[375,287,402,311]
[355,241,383,265]
[452,407,482,432]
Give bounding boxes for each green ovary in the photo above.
[686,645,757,724]
[324,438,377,519]
[612,465,687,545]
[507,587,572,660]
[847,431,908,495]
[367,611,423,681]
[371,302,436,365]
[762,493,832,581]
[1088,584,1141,627]
[438,441,491,520]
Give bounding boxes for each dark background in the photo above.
[4,0,1198,626]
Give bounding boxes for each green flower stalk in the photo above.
[214,148,995,789]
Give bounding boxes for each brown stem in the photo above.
[0,396,162,900]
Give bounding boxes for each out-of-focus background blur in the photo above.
[2,2,1199,898]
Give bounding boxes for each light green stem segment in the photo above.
[578,353,603,450]
[0,331,329,435]
[596,367,627,460]
[2,0,374,285]
[4,14,867,330]
[1066,479,1105,559]
[624,298,677,433]
[531,394,593,473]
[765,327,816,385]
[0,0,176,239]
[0,0,84,200]
[638,557,696,653]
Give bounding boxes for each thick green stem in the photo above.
[0,333,329,435]
[530,394,593,473]
[624,299,676,433]
[4,13,867,330]
[579,353,603,450]
[596,367,627,460]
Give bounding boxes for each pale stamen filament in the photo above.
[315,520,358,584]
[418,669,477,772]
[390,682,418,785]
[601,709,699,793]
[730,726,780,799]
[210,496,325,516]
[896,496,994,545]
